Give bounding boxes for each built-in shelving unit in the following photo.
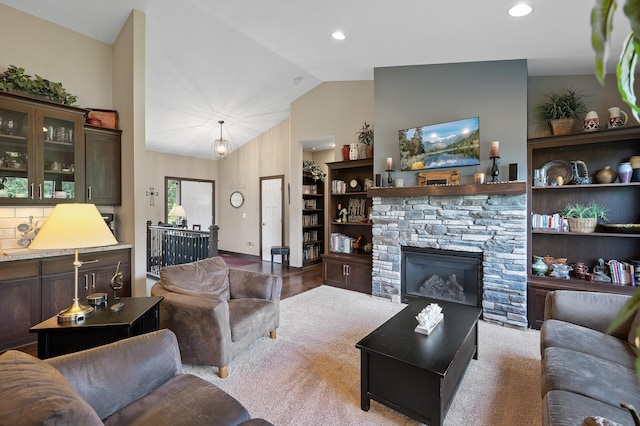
[322,158,373,294]
[527,126,640,329]
[302,172,324,266]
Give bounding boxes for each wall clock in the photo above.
[230,191,244,208]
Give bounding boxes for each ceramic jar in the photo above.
[595,166,617,184]
[532,256,548,276]
[341,145,350,161]
[618,162,632,183]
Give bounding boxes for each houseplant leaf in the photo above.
[616,32,640,121]
[607,288,640,332]
[592,0,617,84]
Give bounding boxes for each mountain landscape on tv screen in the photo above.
[399,117,480,171]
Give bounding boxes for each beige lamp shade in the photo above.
[169,205,187,217]
[29,203,117,250]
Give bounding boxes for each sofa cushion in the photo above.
[541,319,637,369]
[229,299,275,342]
[103,373,250,425]
[160,256,230,300]
[0,350,102,426]
[542,347,640,409]
[543,390,634,426]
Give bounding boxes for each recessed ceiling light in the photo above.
[331,31,346,41]
[508,3,533,17]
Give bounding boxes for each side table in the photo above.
[30,296,163,359]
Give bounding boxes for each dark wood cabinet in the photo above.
[84,126,121,205]
[322,159,373,293]
[0,92,86,204]
[0,248,131,351]
[302,172,324,266]
[322,252,372,294]
[0,260,41,351]
[527,127,640,329]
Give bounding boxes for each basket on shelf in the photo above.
[549,118,575,136]
[567,217,597,233]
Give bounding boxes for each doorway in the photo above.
[260,176,284,262]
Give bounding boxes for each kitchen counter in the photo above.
[0,243,132,262]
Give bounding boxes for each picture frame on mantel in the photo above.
[418,170,460,186]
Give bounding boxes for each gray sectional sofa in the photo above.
[0,329,273,425]
[541,290,640,426]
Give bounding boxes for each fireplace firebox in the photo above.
[401,246,482,307]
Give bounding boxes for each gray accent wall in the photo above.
[373,60,528,185]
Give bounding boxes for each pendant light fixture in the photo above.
[213,120,230,159]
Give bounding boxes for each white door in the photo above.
[261,177,283,262]
[181,181,213,229]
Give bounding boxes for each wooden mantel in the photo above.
[367,181,526,197]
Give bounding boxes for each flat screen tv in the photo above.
[399,117,480,171]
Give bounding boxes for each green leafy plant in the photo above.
[534,88,588,124]
[303,160,325,182]
[356,122,374,145]
[0,65,77,105]
[560,201,609,220]
[592,0,640,121]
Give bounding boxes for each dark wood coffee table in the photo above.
[30,296,162,359]
[356,299,481,425]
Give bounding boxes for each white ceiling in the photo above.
[0,0,632,157]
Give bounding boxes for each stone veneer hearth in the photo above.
[371,191,528,328]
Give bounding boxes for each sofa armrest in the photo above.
[544,290,633,337]
[229,268,283,301]
[44,329,182,420]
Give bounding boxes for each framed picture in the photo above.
[399,117,480,171]
[417,170,461,186]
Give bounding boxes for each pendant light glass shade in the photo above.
[214,120,230,159]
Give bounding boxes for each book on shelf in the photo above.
[608,260,636,286]
[303,230,318,242]
[303,244,320,261]
[303,214,318,226]
[531,213,568,232]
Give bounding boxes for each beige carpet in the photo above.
[184,285,541,425]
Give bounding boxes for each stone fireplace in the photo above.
[370,185,528,328]
[402,246,482,308]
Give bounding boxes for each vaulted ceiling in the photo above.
[0,1,631,157]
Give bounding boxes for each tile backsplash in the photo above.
[0,207,54,250]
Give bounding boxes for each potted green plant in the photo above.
[303,160,325,182]
[356,122,374,158]
[560,201,608,233]
[534,89,587,135]
[0,65,77,105]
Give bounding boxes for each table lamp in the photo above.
[169,204,187,227]
[29,203,118,322]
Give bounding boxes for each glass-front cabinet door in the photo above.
[0,93,86,204]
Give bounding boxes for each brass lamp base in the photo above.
[57,298,94,322]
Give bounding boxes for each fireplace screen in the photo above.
[401,246,482,307]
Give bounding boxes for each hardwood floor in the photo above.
[11,257,323,357]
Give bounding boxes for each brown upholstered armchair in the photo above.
[151,257,282,378]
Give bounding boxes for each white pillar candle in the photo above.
[490,141,499,157]
[386,157,393,170]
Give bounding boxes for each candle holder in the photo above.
[386,169,394,186]
[490,156,500,183]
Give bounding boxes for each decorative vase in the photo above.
[595,166,617,184]
[532,256,548,276]
[618,161,632,184]
[341,145,350,161]
[365,145,373,158]
[349,143,359,160]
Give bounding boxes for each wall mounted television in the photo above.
[399,117,480,171]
